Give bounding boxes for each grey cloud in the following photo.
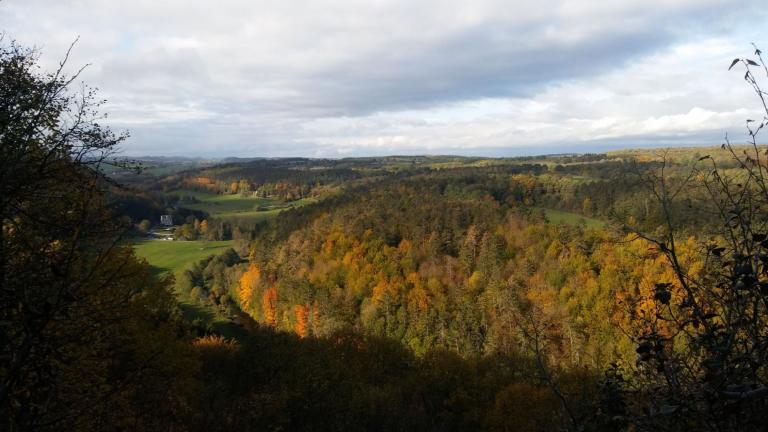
[302,26,668,116]
[1,0,766,156]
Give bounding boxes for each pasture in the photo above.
[172,189,314,221]
[133,239,235,279]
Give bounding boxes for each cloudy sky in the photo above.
[2,1,767,157]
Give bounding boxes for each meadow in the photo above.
[172,188,315,221]
[133,239,235,278]
[132,239,244,336]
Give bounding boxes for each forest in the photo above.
[4,33,768,432]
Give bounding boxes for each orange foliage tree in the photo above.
[294,304,309,337]
[262,286,278,327]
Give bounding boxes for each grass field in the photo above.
[133,239,235,278]
[133,239,245,337]
[535,207,606,228]
[172,189,315,221]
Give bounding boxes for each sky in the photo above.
[2,0,767,157]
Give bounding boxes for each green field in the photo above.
[133,239,245,337]
[133,239,235,278]
[172,189,314,221]
[535,207,606,228]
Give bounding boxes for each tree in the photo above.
[238,179,250,195]
[582,197,593,217]
[0,38,196,430]
[238,263,261,313]
[294,304,309,337]
[138,218,152,233]
[263,285,278,327]
[511,289,582,431]
[604,45,768,431]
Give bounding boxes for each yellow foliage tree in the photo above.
[238,263,261,313]
[192,334,239,354]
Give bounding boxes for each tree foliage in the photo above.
[0,38,197,431]
[598,45,768,431]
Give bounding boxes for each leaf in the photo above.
[691,319,700,328]
[636,342,652,354]
[747,119,756,123]
[654,284,671,305]
[747,59,759,66]
[729,58,740,70]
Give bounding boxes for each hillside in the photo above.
[6,20,768,431]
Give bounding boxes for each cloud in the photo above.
[1,0,766,156]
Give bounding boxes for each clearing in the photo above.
[171,189,315,221]
[534,207,606,229]
[133,239,244,337]
[133,239,235,279]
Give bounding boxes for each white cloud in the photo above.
[1,0,766,156]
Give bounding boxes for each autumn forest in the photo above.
[5,30,768,432]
